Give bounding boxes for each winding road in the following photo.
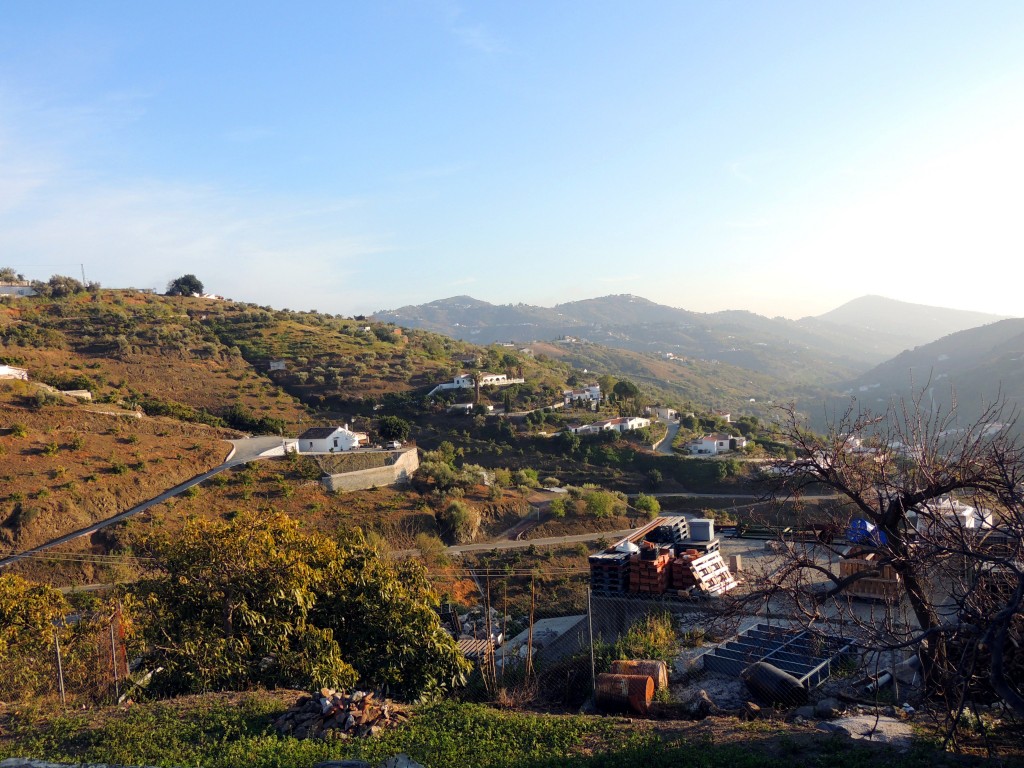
[0,436,291,570]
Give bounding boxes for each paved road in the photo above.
[654,418,680,454]
[647,492,840,500]
[393,526,645,558]
[0,436,291,570]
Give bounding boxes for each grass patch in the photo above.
[0,695,999,768]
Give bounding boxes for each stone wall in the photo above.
[322,448,419,493]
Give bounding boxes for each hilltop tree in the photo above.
[30,274,90,297]
[750,395,1024,728]
[0,267,24,281]
[165,274,204,297]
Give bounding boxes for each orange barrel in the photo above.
[595,673,654,714]
[609,659,669,691]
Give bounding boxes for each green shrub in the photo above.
[633,493,660,519]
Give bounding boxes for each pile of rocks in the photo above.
[446,606,508,645]
[273,688,409,740]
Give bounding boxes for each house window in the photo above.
[333,438,339,447]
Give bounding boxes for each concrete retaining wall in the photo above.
[322,448,419,493]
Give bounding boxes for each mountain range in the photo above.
[375,294,1010,386]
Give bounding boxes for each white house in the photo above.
[0,364,29,381]
[428,372,524,396]
[602,416,650,433]
[478,372,509,386]
[297,425,368,453]
[687,432,742,455]
[0,281,37,298]
[563,384,601,405]
[646,406,677,420]
[268,359,287,371]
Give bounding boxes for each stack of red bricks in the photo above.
[671,549,702,590]
[629,546,673,594]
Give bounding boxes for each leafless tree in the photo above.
[739,390,1023,733]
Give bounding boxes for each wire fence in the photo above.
[427,566,718,708]
[0,603,131,706]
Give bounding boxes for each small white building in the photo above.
[688,432,742,455]
[268,359,287,371]
[478,372,509,386]
[563,416,650,436]
[0,282,37,298]
[0,364,29,381]
[647,406,677,420]
[429,372,524,396]
[563,384,601,405]
[297,425,368,453]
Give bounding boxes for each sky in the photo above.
[2,2,1023,319]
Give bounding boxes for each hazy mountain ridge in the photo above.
[811,294,1010,344]
[375,293,1011,387]
[834,318,1024,429]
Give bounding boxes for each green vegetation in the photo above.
[0,695,966,768]
[377,414,411,442]
[0,574,121,702]
[633,492,661,518]
[435,499,481,544]
[165,273,204,296]
[130,511,470,699]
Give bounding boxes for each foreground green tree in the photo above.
[131,511,470,699]
[0,575,70,698]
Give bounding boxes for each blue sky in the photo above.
[2,2,1023,318]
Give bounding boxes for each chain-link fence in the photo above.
[0,603,131,706]
[427,565,725,709]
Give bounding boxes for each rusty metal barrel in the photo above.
[609,659,669,691]
[595,672,654,714]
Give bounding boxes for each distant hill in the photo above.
[803,295,1010,350]
[376,293,1011,387]
[828,318,1024,431]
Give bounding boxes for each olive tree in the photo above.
[165,274,204,296]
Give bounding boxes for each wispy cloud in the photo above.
[0,91,389,312]
[438,1,506,54]
[451,23,505,54]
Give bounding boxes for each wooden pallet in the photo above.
[678,551,738,595]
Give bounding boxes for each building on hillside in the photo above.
[478,372,510,386]
[297,425,368,453]
[268,359,287,371]
[567,416,651,436]
[0,364,29,381]
[563,384,601,406]
[687,432,744,455]
[428,372,525,396]
[0,281,37,298]
[713,410,732,423]
[647,406,678,420]
[598,416,651,433]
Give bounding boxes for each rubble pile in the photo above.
[273,688,409,740]
[444,605,509,644]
